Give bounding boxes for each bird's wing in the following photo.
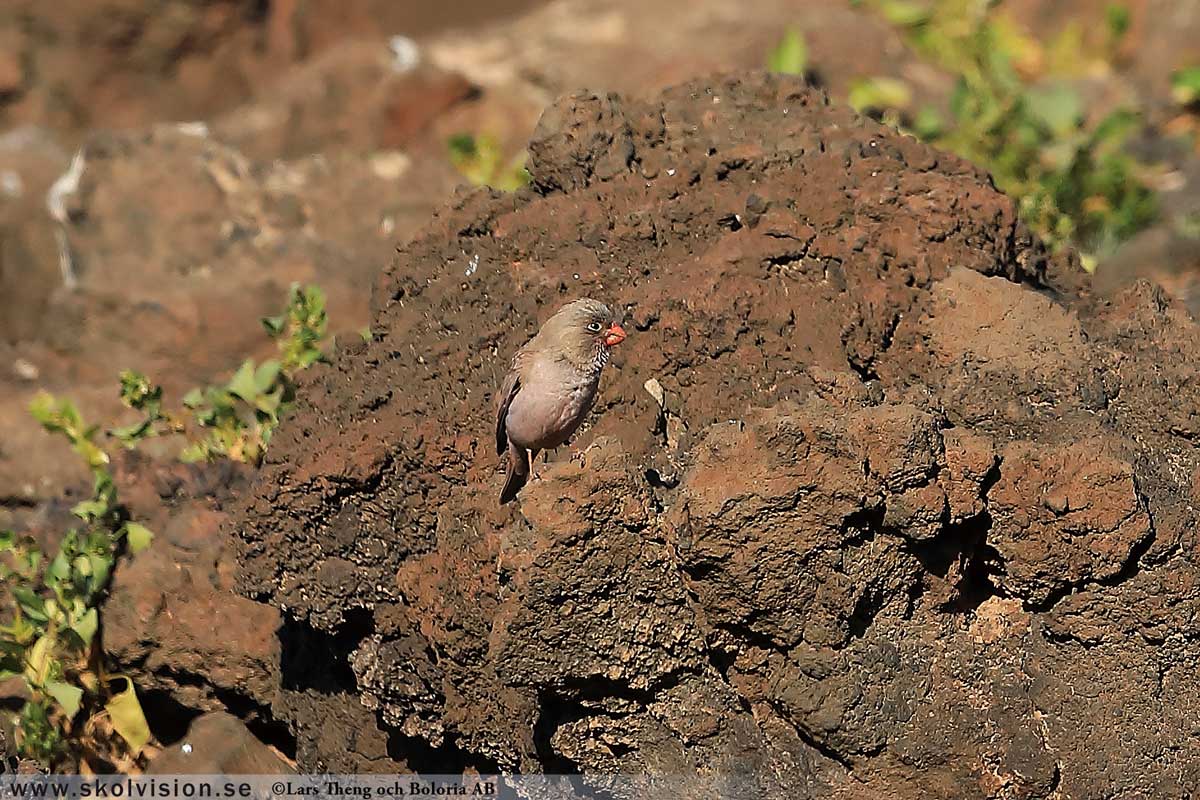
[495,360,524,457]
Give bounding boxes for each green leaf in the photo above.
[71,498,107,522]
[261,314,285,337]
[118,371,161,411]
[1039,139,1078,171]
[876,0,931,27]
[109,419,154,445]
[1090,108,1139,147]
[46,551,70,583]
[848,76,913,113]
[70,608,98,649]
[123,522,154,555]
[105,677,150,754]
[1105,4,1131,44]
[28,392,60,428]
[254,360,282,393]
[79,440,109,471]
[71,553,91,580]
[446,134,522,190]
[1171,67,1200,106]
[912,105,944,139]
[24,635,54,685]
[767,28,808,76]
[94,470,116,501]
[182,388,205,408]
[29,393,110,471]
[254,387,283,417]
[948,76,971,122]
[17,700,62,761]
[0,530,14,552]
[298,349,324,369]
[14,587,48,623]
[88,554,112,590]
[227,360,259,403]
[45,680,83,719]
[1025,83,1082,136]
[447,133,478,162]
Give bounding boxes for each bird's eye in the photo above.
[586,321,603,333]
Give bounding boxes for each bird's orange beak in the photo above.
[603,322,627,347]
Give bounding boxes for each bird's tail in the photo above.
[500,443,530,505]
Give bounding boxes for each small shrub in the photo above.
[851,0,1157,265]
[767,28,809,76]
[2,283,330,767]
[1172,67,1200,109]
[447,134,530,191]
[115,283,329,465]
[3,402,152,765]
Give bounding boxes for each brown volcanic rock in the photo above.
[98,453,405,773]
[0,0,541,138]
[147,711,295,774]
[0,122,460,504]
[988,439,1152,605]
[210,46,475,162]
[234,71,1040,631]
[101,455,279,711]
[232,73,1200,795]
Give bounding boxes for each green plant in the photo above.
[262,284,329,373]
[1178,212,1200,240]
[1172,67,1200,108]
[848,76,912,118]
[2,399,153,765]
[767,28,808,76]
[854,0,1156,265]
[109,370,182,447]
[2,284,330,768]
[29,395,109,473]
[115,284,330,465]
[1104,4,1131,56]
[447,134,530,191]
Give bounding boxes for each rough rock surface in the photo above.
[146,711,294,774]
[102,454,277,717]
[89,452,407,772]
[227,72,1200,796]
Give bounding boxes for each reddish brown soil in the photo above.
[225,73,1200,795]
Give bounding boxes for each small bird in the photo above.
[495,298,627,504]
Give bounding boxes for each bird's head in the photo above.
[541,298,626,369]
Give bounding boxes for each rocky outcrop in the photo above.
[0,0,1194,789]
[226,73,1200,796]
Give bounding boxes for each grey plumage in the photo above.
[495,299,626,504]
